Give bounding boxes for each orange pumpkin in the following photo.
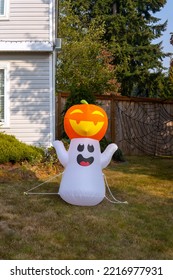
[64,100,108,140]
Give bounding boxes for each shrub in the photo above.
[100,137,126,162]
[0,133,44,164]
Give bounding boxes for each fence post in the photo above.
[110,95,116,143]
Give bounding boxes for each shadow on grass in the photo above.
[110,156,173,181]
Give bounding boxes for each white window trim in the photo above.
[0,63,10,128]
[0,0,9,20]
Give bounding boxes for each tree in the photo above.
[169,59,173,82]
[166,59,173,97]
[57,0,120,106]
[170,33,173,45]
[70,0,169,97]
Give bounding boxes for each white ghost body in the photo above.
[53,138,118,206]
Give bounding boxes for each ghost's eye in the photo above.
[77,144,84,152]
[88,144,94,153]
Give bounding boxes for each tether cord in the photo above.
[103,174,128,204]
[24,172,63,195]
[24,172,128,204]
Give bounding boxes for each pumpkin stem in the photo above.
[80,99,88,105]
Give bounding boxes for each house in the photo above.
[0,0,58,147]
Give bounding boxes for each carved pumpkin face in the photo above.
[64,103,108,140]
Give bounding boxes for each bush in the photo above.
[63,86,96,114]
[100,137,126,162]
[0,133,44,164]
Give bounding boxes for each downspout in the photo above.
[50,0,58,144]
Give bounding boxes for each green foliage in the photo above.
[43,140,69,165]
[69,0,170,97]
[57,0,120,97]
[63,86,97,113]
[167,59,173,96]
[130,71,173,98]
[171,33,173,46]
[100,137,126,162]
[0,133,44,164]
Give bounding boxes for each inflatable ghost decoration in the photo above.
[53,100,118,206]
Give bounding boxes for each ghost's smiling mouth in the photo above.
[77,154,94,166]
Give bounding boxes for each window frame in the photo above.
[0,63,10,127]
[0,0,9,20]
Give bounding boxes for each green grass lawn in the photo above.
[0,156,173,260]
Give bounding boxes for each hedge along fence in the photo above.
[56,92,173,156]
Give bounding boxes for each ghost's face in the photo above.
[76,143,94,166]
[68,138,101,168]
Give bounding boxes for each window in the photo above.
[0,0,4,15]
[0,64,9,126]
[0,0,9,19]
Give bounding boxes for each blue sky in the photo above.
[154,0,173,70]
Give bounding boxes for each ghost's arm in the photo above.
[53,140,68,167]
[101,143,118,169]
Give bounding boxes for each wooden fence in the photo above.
[56,92,173,156]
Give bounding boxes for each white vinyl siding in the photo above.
[0,0,50,39]
[0,53,53,146]
[0,1,56,146]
